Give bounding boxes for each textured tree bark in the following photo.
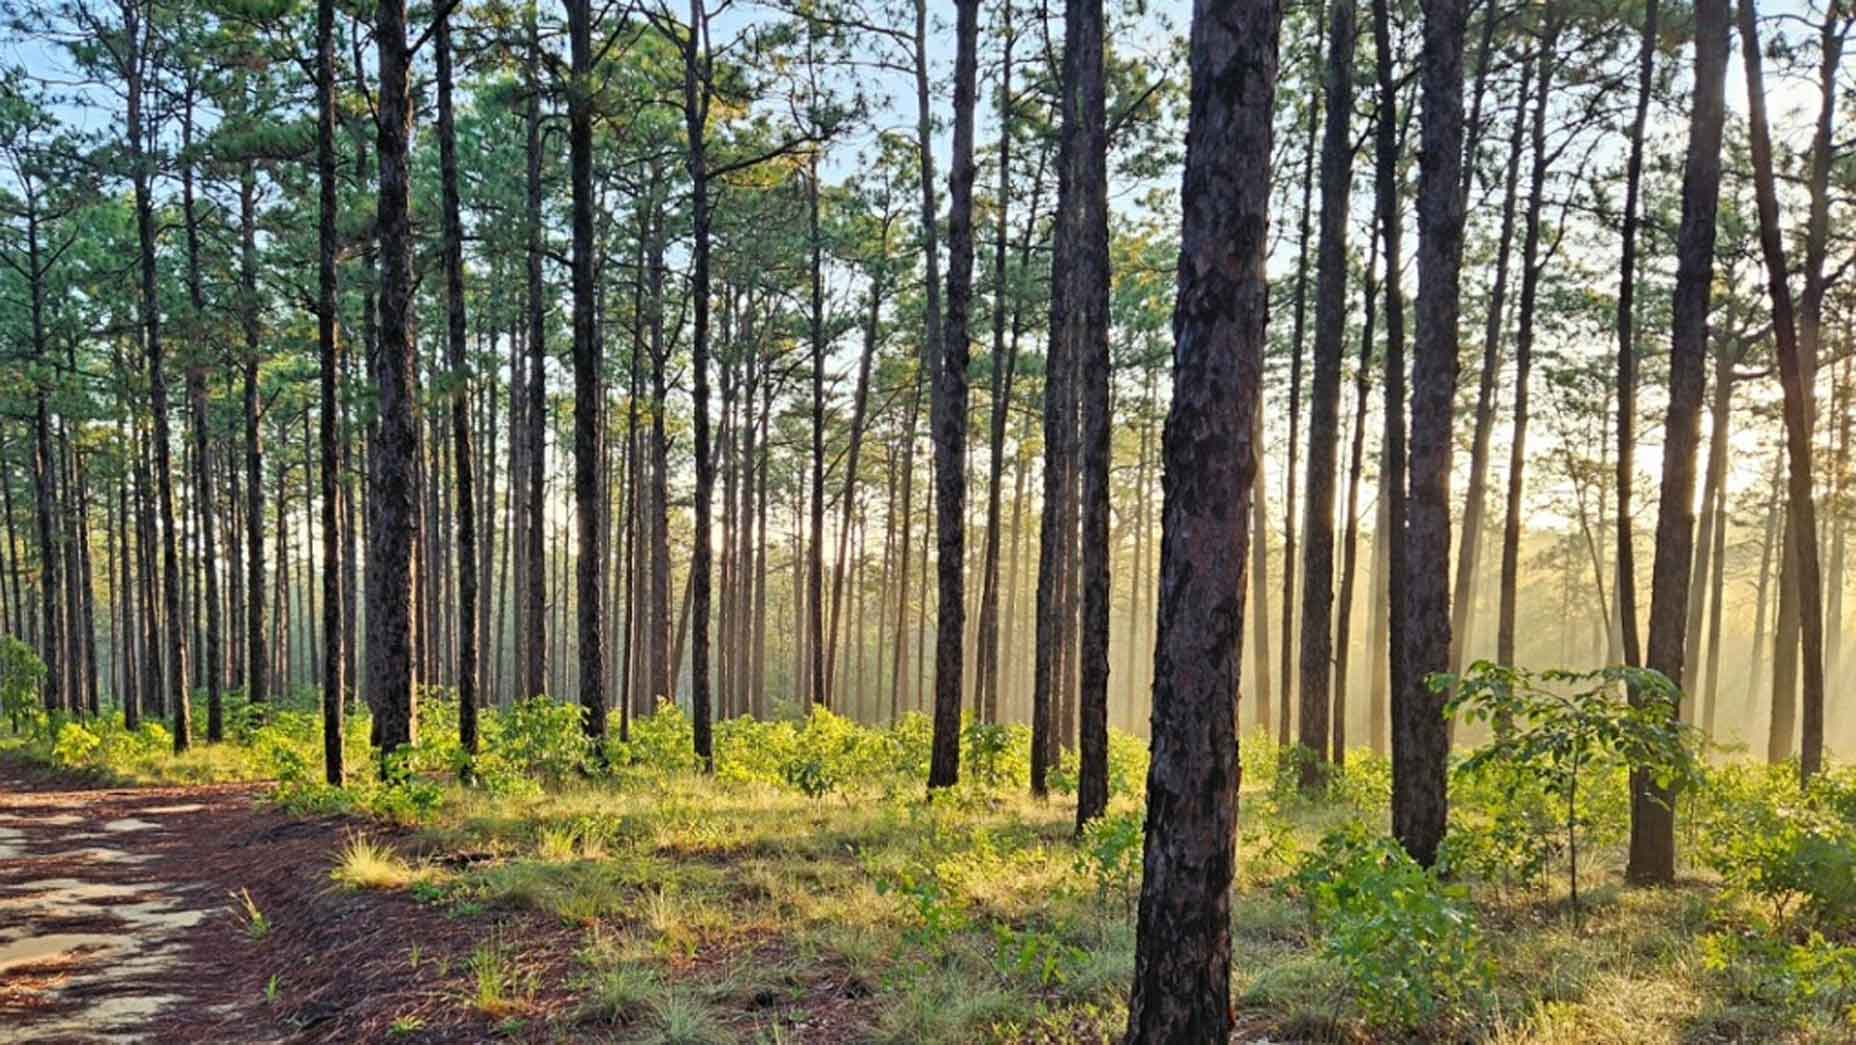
[1296,0,1356,790]
[1124,0,1277,1034]
[1398,0,1468,869]
[317,0,344,783]
[437,9,477,761]
[928,0,978,791]
[369,0,418,763]
[1370,0,1409,763]
[679,0,717,769]
[1633,0,1728,884]
[1067,0,1111,829]
[522,7,548,704]
[567,0,603,753]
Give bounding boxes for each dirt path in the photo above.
[0,767,286,1043]
[0,762,567,1044]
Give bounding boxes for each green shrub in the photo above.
[615,700,700,773]
[1287,824,1493,1029]
[1444,662,1695,916]
[52,719,101,766]
[1702,929,1856,1023]
[490,697,593,784]
[0,636,46,730]
[1441,758,1561,892]
[1073,810,1143,917]
[1699,762,1856,934]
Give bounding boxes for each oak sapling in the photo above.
[1442,662,1697,922]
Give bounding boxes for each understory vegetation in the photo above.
[5,666,1854,1044]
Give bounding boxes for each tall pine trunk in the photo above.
[1125,0,1278,1030]
[1633,0,1729,884]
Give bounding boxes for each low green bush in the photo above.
[1286,823,1493,1029]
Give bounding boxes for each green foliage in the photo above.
[1702,930,1856,1025]
[487,696,593,786]
[1072,811,1143,918]
[1286,824,1493,1029]
[991,922,1086,987]
[1698,762,1856,934]
[615,700,701,773]
[876,867,968,959]
[1444,662,1696,913]
[1328,749,1392,814]
[0,636,45,728]
[960,720,1014,789]
[1440,758,1562,892]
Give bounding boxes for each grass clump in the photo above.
[330,833,426,891]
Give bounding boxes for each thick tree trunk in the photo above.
[369,0,418,762]
[1124,0,1278,1031]
[1397,0,1468,870]
[568,0,604,752]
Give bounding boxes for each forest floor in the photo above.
[0,758,595,1044]
[3,704,1853,1043]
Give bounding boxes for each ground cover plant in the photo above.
[6,667,1854,1044]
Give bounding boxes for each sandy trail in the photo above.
[0,770,288,1044]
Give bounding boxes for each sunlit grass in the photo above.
[9,694,1854,1043]
[330,833,432,891]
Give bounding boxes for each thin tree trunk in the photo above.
[1496,27,1554,668]
[437,9,477,760]
[1614,0,1660,672]
[1296,0,1357,789]
[1449,57,1530,672]
[316,0,344,782]
[1632,0,1729,884]
[928,0,979,790]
